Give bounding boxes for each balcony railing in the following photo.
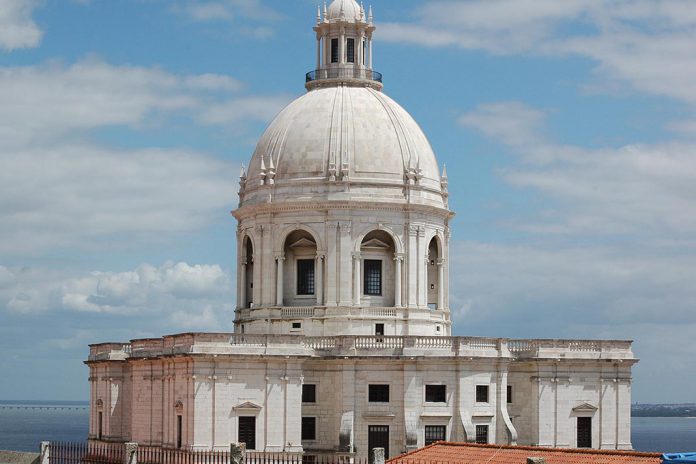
[305,68,383,84]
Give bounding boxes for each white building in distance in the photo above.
[86,0,636,458]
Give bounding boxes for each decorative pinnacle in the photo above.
[360,1,365,21]
[317,4,321,23]
[441,164,448,180]
[323,1,328,21]
[239,163,247,180]
[368,5,373,23]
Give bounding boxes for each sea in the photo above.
[0,401,695,454]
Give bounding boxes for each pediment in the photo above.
[289,238,316,248]
[233,401,262,411]
[361,238,390,249]
[572,402,598,412]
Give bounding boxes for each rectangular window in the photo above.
[238,416,256,450]
[476,385,489,403]
[577,417,592,448]
[368,425,390,459]
[375,323,385,336]
[347,38,355,63]
[176,415,182,449]
[425,385,446,403]
[362,40,366,65]
[424,425,446,445]
[98,411,103,440]
[331,38,339,63]
[368,384,389,403]
[475,425,488,444]
[302,417,317,440]
[364,259,382,295]
[297,259,315,295]
[292,322,302,329]
[507,385,513,404]
[302,384,316,403]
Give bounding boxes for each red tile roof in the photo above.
[388,442,662,464]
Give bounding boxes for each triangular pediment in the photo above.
[361,238,390,249]
[289,237,316,248]
[233,401,262,411]
[572,402,598,412]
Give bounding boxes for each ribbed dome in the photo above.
[243,85,444,208]
[327,0,362,21]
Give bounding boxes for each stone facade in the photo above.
[85,0,637,458]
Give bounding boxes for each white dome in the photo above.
[243,85,445,208]
[327,0,362,21]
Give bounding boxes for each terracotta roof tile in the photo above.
[388,442,662,464]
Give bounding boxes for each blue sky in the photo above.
[1,0,696,403]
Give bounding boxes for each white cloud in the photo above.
[176,0,283,25]
[460,101,696,238]
[380,0,696,105]
[1,262,233,330]
[0,58,290,255]
[0,0,42,51]
[0,58,256,145]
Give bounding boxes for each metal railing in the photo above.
[305,68,383,83]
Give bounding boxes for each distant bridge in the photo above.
[0,405,88,410]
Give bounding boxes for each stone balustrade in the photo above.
[88,334,634,363]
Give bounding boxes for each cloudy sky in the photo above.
[1,0,695,403]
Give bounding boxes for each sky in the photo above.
[1,0,695,403]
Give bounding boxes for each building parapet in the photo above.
[88,334,634,363]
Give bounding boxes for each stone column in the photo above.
[437,258,445,310]
[276,255,284,306]
[240,262,247,309]
[407,226,418,308]
[338,222,353,306]
[316,253,324,306]
[326,222,338,306]
[417,227,427,308]
[353,252,361,306]
[368,36,373,68]
[40,442,50,464]
[316,34,321,69]
[340,27,345,64]
[394,254,403,307]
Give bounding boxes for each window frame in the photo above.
[301,416,317,441]
[507,385,513,404]
[425,384,447,403]
[346,38,355,63]
[475,385,489,403]
[296,258,315,296]
[363,259,383,296]
[475,424,489,444]
[368,384,390,403]
[302,384,317,403]
[330,38,339,63]
[424,425,446,446]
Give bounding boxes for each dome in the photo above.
[243,85,445,208]
[327,0,362,21]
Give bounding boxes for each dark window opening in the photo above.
[368,384,389,402]
[347,38,355,63]
[362,40,366,65]
[302,384,316,403]
[424,425,446,445]
[292,322,302,329]
[475,425,488,444]
[303,457,317,464]
[364,259,382,295]
[238,416,256,450]
[98,411,103,440]
[331,38,338,63]
[302,417,317,440]
[368,425,390,459]
[476,385,489,403]
[507,385,513,404]
[297,259,315,295]
[425,385,446,403]
[176,415,182,449]
[375,323,385,336]
[577,417,592,448]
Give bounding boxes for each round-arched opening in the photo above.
[282,230,319,307]
[242,236,254,309]
[427,236,442,310]
[360,230,396,307]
